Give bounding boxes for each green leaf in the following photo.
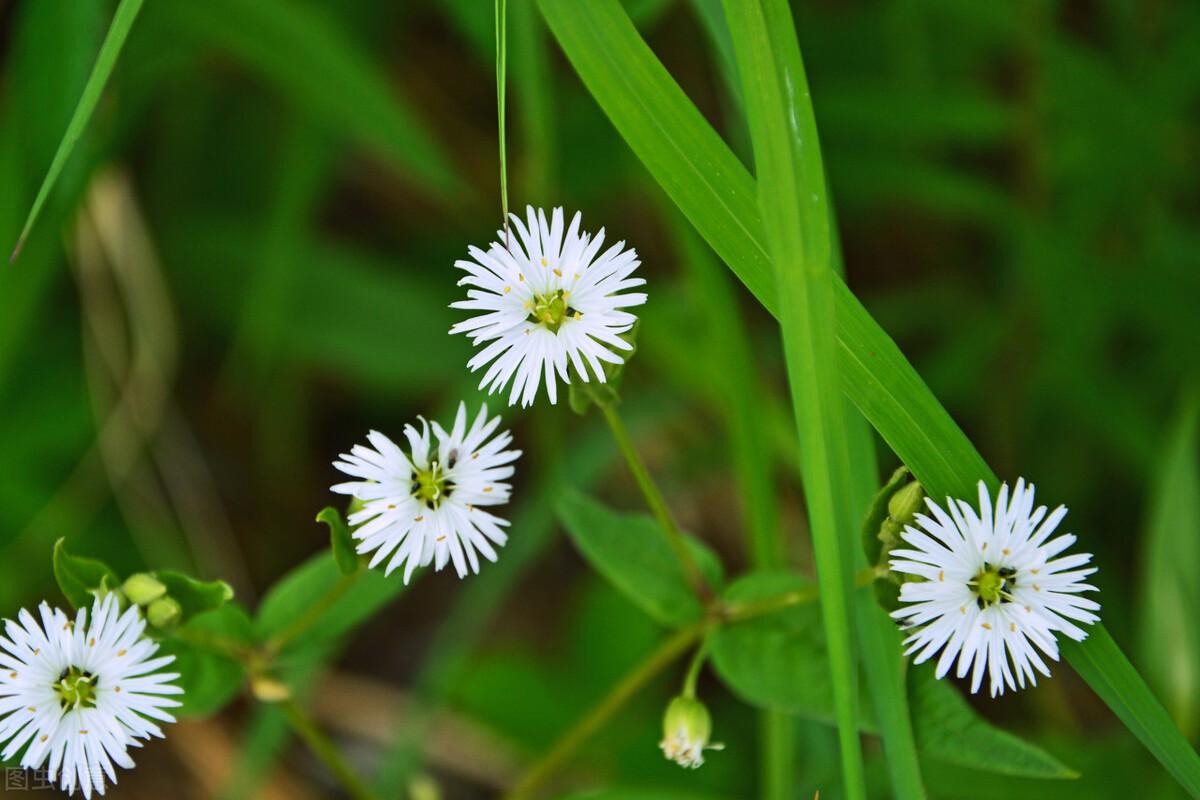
[537,1,1200,792]
[710,572,1074,779]
[556,489,723,627]
[1139,393,1200,738]
[10,0,144,261]
[52,538,120,609]
[908,664,1076,779]
[154,570,234,622]
[710,572,844,720]
[160,0,462,199]
[161,605,253,717]
[317,507,359,576]
[254,553,403,650]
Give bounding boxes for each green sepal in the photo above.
[53,539,121,609]
[318,506,360,575]
[860,466,912,566]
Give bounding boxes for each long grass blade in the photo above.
[720,1,865,794]
[10,0,145,263]
[536,0,1200,793]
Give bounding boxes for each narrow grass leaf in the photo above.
[11,0,144,262]
[720,0,865,793]
[1139,393,1200,738]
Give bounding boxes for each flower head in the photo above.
[0,594,182,798]
[659,695,722,769]
[450,206,647,407]
[890,479,1100,697]
[332,403,521,583]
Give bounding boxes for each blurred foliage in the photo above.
[0,0,1198,797]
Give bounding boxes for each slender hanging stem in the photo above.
[496,0,511,247]
[592,395,711,600]
[281,699,378,800]
[681,639,708,698]
[504,622,706,800]
[265,567,360,655]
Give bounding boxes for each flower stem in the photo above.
[265,567,360,655]
[281,699,378,800]
[722,565,882,622]
[504,622,706,800]
[681,638,708,698]
[592,396,711,600]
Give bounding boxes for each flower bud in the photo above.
[146,597,182,629]
[250,676,292,703]
[659,696,722,769]
[887,481,925,528]
[122,573,167,607]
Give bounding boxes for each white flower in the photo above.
[890,479,1100,697]
[332,403,521,583]
[0,594,182,798]
[450,206,647,407]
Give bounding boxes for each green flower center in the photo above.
[528,290,578,333]
[55,666,98,710]
[971,563,1017,609]
[412,461,454,509]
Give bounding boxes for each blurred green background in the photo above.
[1,0,1198,797]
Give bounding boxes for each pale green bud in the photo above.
[250,676,292,703]
[122,573,167,607]
[659,696,721,769]
[146,597,182,629]
[887,481,925,528]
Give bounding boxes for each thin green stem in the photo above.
[281,699,378,800]
[265,568,360,655]
[593,396,711,599]
[722,565,880,622]
[681,639,708,698]
[504,622,706,800]
[169,626,254,665]
[496,0,510,241]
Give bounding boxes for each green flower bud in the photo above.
[659,696,722,769]
[146,596,182,629]
[887,481,925,528]
[122,573,167,607]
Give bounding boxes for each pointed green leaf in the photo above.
[556,489,723,627]
[52,538,120,609]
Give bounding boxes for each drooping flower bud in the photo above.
[659,695,722,769]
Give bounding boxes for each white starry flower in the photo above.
[450,206,647,407]
[0,594,182,798]
[890,479,1100,697]
[332,403,521,583]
